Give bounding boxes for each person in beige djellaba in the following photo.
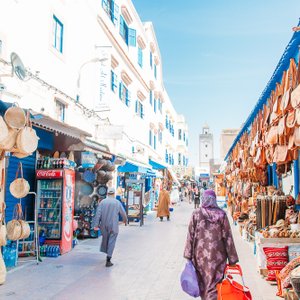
[157,187,171,221]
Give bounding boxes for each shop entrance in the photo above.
[125,179,145,226]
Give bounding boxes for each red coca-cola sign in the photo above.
[36,170,63,178]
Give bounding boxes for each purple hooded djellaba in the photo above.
[184,189,239,300]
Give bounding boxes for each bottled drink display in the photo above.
[37,179,62,239]
[37,157,73,170]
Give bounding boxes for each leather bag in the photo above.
[286,109,296,128]
[278,116,286,138]
[273,145,289,165]
[267,126,278,145]
[291,85,300,108]
[294,127,300,147]
[9,162,30,199]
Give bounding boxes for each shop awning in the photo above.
[31,112,92,140]
[149,158,167,170]
[118,158,153,174]
[68,139,113,159]
[167,168,180,185]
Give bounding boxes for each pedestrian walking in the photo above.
[184,189,239,300]
[92,187,127,267]
[193,186,200,209]
[157,187,170,221]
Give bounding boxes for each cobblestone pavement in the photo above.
[0,202,279,300]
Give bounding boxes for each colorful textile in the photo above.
[263,247,289,281]
[184,207,238,300]
[288,245,300,262]
[278,256,300,290]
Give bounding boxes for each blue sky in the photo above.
[132,0,300,165]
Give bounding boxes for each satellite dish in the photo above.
[10,52,27,81]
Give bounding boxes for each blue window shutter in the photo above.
[111,71,114,91]
[141,104,144,118]
[102,0,108,12]
[135,100,138,113]
[128,28,136,47]
[149,91,153,105]
[119,82,123,100]
[126,89,131,106]
[154,98,157,113]
[149,130,152,146]
[120,16,125,37]
[150,52,153,68]
[154,135,156,150]
[113,3,119,25]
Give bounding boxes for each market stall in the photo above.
[224,24,300,298]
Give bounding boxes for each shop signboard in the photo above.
[81,151,97,168]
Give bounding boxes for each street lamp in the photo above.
[76,57,108,89]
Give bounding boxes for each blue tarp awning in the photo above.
[149,159,167,170]
[118,161,149,174]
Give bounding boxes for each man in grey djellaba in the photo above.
[92,187,127,267]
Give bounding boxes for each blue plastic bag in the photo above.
[180,260,200,298]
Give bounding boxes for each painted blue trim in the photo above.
[267,165,272,186]
[225,23,300,161]
[53,15,63,53]
[294,157,299,198]
[272,164,278,188]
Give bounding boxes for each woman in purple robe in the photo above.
[184,189,239,300]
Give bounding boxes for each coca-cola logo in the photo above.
[36,170,63,177]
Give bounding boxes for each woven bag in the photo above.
[14,112,39,155]
[6,220,22,241]
[4,104,26,129]
[0,249,6,285]
[0,116,8,144]
[0,203,6,247]
[9,162,30,199]
[7,204,30,240]
[0,128,18,151]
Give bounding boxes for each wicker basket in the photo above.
[4,105,26,129]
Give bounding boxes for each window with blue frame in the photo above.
[183,156,186,166]
[52,15,63,53]
[119,82,130,107]
[165,150,168,163]
[165,115,169,129]
[149,130,152,146]
[154,98,157,113]
[186,138,188,146]
[138,47,143,67]
[183,133,186,141]
[158,130,162,144]
[154,64,157,79]
[149,91,153,105]
[158,99,162,113]
[154,135,156,150]
[120,16,136,46]
[178,129,182,140]
[135,100,144,119]
[169,154,171,165]
[178,153,181,165]
[111,70,118,92]
[150,52,153,68]
[55,100,65,122]
[102,0,119,25]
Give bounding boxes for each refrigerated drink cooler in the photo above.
[36,169,75,255]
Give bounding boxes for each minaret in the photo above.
[199,123,214,172]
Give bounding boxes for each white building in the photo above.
[0,0,188,176]
[198,124,214,176]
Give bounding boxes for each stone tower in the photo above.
[199,124,214,172]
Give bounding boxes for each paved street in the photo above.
[0,202,279,300]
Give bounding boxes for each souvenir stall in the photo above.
[118,159,156,225]
[224,26,300,298]
[72,151,115,239]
